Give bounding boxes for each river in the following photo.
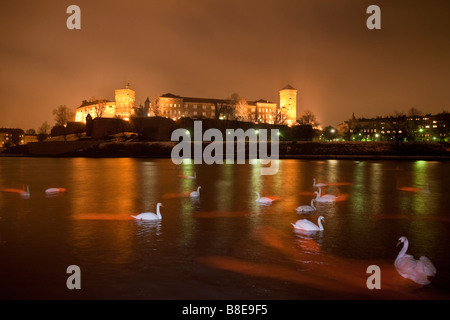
[1,157,449,299]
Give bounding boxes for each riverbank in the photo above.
[2,140,450,160]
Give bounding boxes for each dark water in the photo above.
[1,157,450,299]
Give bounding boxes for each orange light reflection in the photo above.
[197,226,448,299]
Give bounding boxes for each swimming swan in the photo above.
[131,203,163,220]
[2,185,30,199]
[291,216,325,231]
[255,192,273,203]
[21,185,30,199]
[313,178,327,188]
[395,236,436,285]
[45,187,67,194]
[314,188,337,202]
[296,199,317,212]
[190,186,201,198]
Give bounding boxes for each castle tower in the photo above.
[279,84,297,125]
[114,83,135,119]
[144,97,151,116]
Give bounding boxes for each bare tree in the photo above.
[299,110,319,127]
[407,108,423,117]
[38,121,51,135]
[234,95,250,121]
[132,104,145,117]
[93,100,107,118]
[214,100,236,120]
[322,126,337,141]
[271,108,286,125]
[53,105,75,126]
[37,121,50,141]
[152,97,160,117]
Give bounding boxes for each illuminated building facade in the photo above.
[248,99,278,124]
[75,84,135,122]
[338,112,450,142]
[157,94,278,124]
[74,84,296,125]
[279,84,298,126]
[0,128,25,147]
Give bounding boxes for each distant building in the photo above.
[23,134,38,144]
[0,128,25,147]
[157,93,219,120]
[75,83,135,122]
[337,112,450,142]
[248,99,278,124]
[74,84,299,126]
[156,93,278,124]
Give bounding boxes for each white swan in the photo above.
[1,185,30,199]
[291,216,325,231]
[314,188,337,202]
[131,203,163,220]
[313,178,327,188]
[255,192,273,204]
[395,236,436,285]
[21,185,30,199]
[187,172,196,179]
[190,186,201,198]
[45,187,66,194]
[296,199,316,212]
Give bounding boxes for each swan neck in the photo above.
[256,192,260,201]
[396,239,408,260]
[311,199,315,208]
[156,204,162,217]
[318,218,324,230]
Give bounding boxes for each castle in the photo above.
[75,83,136,122]
[75,84,298,125]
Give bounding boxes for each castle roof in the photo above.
[0,128,24,134]
[247,99,275,106]
[160,93,229,104]
[77,99,114,109]
[183,96,229,104]
[281,84,296,90]
[160,93,182,99]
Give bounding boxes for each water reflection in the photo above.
[1,157,449,299]
[198,225,445,299]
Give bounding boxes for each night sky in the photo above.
[1,0,449,130]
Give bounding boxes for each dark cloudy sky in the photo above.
[1,0,449,130]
